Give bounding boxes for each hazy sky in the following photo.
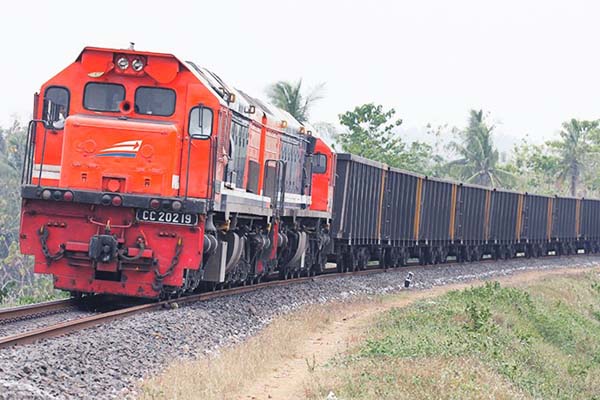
[1,0,599,149]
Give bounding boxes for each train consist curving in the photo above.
[19,46,600,299]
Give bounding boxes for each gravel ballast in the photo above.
[1,255,599,399]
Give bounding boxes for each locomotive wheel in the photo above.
[278,268,287,280]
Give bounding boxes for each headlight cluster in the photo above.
[41,189,74,202]
[116,56,145,72]
[149,198,183,211]
[101,194,122,207]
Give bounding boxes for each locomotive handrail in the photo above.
[87,216,133,229]
[21,119,40,185]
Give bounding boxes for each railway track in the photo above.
[0,251,585,350]
[0,298,80,323]
[0,267,387,349]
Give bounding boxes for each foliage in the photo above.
[309,274,600,399]
[506,119,600,197]
[338,103,443,175]
[0,119,62,305]
[311,121,339,149]
[508,139,564,195]
[546,119,600,196]
[0,120,26,259]
[266,79,325,123]
[446,110,514,188]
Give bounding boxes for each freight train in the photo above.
[18,46,600,299]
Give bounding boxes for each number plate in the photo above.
[136,209,198,226]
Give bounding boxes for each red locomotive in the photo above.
[20,46,335,298]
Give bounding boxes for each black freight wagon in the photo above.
[520,193,549,243]
[488,189,521,245]
[418,177,454,244]
[381,166,419,245]
[579,198,600,252]
[552,197,578,240]
[453,183,489,245]
[331,153,386,245]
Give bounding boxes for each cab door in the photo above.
[309,138,334,212]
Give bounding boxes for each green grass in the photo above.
[307,273,600,399]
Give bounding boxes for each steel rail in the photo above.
[0,267,388,349]
[0,298,78,323]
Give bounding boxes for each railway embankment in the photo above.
[1,256,599,399]
[140,259,600,400]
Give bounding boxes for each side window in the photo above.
[43,86,70,129]
[83,83,125,112]
[135,87,176,116]
[189,106,213,139]
[312,153,327,174]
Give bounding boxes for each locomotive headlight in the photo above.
[117,57,129,70]
[171,200,182,211]
[150,199,161,209]
[41,189,52,200]
[131,58,144,71]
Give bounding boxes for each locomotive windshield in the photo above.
[83,83,125,112]
[134,87,176,116]
[42,86,70,129]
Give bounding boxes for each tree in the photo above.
[266,79,324,123]
[508,138,563,195]
[338,103,440,174]
[446,110,513,188]
[310,121,339,149]
[546,119,600,197]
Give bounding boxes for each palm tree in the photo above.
[548,119,599,196]
[266,79,324,123]
[447,110,513,188]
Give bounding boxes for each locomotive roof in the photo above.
[76,46,331,148]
